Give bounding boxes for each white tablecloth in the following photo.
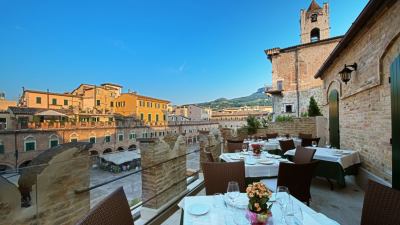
[245,138,302,151]
[179,193,340,225]
[219,152,289,177]
[284,147,361,169]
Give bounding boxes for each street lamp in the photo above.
[339,63,357,84]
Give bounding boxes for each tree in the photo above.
[308,96,322,117]
[246,115,261,135]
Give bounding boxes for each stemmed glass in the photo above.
[312,141,317,147]
[276,186,290,223]
[325,141,331,148]
[227,181,240,205]
[284,203,303,225]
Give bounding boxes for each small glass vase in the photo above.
[246,210,272,225]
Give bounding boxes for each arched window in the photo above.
[24,136,36,152]
[49,134,59,148]
[310,28,320,42]
[70,133,79,143]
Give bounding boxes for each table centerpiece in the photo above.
[251,144,262,156]
[246,182,273,225]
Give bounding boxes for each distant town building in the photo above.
[173,105,211,121]
[0,92,17,111]
[265,0,342,117]
[211,106,272,129]
[114,92,170,126]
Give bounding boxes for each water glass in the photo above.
[312,141,317,147]
[227,181,240,204]
[213,193,225,209]
[276,186,290,222]
[284,204,303,225]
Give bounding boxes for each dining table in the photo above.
[219,152,290,178]
[179,192,340,225]
[284,147,361,188]
[244,137,302,151]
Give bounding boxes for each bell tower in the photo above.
[300,0,330,44]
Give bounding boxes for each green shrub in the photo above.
[275,115,294,122]
[246,115,261,135]
[308,96,322,117]
[301,112,309,117]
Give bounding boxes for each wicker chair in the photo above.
[205,151,214,162]
[294,146,316,164]
[201,161,246,195]
[279,139,295,154]
[298,133,312,139]
[266,133,278,139]
[301,137,320,147]
[226,139,246,153]
[360,180,400,225]
[276,161,319,205]
[75,187,134,225]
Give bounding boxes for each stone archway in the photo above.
[0,164,13,173]
[117,147,124,151]
[89,150,99,156]
[19,160,32,169]
[128,144,137,151]
[103,148,112,154]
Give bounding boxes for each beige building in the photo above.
[314,0,399,186]
[265,1,342,117]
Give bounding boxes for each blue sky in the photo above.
[0,0,368,105]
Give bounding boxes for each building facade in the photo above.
[314,0,399,186]
[265,1,342,118]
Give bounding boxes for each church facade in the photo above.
[265,1,342,117]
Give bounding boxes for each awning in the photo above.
[35,110,67,117]
[99,151,140,165]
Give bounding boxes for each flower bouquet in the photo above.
[251,144,262,155]
[246,182,273,225]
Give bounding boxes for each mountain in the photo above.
[196,87,272,109]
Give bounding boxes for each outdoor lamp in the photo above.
[339,63,357,84]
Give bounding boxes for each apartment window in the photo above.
[24,137,36,151]
[140,113,144,121]
[148,114,152,122]
[52,98,57,105]
[110,102,114,107]
[36,97,42,104]
[277,81,283,91]
[89,137,96,144]
[156,114,159,122]
[105,135,111,143]
[129,132,136,140]
[96,100,101,106]
[163,114,166,121]
[284,104,294,113]
[50,139,59,148]
[0,141,4,154]
[64,99,68,106]
[118,134,124,142]
[147,102,150,107]
[0,118,6,129]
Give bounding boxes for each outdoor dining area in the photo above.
[72,132,400,225]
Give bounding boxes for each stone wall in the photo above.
[318,1,400,183]
[0,142,92,225]
[224,117,317,140]
[140,135,187,209]
[199,131,223,166]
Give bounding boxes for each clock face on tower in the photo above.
[311,13,318,22]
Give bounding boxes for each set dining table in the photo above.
[244,137,302,151]
[179,192,340,225]
[219,152,289,178]
[284,147,361,188]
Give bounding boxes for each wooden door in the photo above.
[391,54,400,190]
[329,89,340,149]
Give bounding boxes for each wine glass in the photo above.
[325,141,331,148]
[312,141,317,147]
[284,203,303,225]
[227,181,240,204]
[276,186,290,223]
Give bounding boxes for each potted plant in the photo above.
[251,144,262,156]
[246,182,273,225]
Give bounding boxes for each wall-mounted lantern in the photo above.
[339,63,357,84]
